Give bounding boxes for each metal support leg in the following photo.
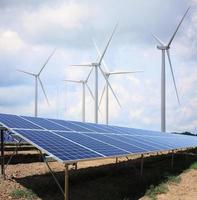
[140,154,144,177]
[1,130,5,179]
[4,139,22,171]
[171,151,174,169]
[39,152,65,198]
[75,163,77,170]
[65,165,69,200]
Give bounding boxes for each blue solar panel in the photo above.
[82,133,156,153]
[0,113,197,163]
[0,113,42,129]
[54,131,128,156]
[14,130,101,162]
[22,116,72,131]
[69,121,113,133]
[48,119,93,132]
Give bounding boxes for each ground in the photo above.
[140,169,197,200]
[0,149,197,200]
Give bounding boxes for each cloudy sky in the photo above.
[0,0,196,133]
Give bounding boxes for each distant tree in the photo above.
[173,132,197,136]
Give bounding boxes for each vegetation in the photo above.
[146,183,168,200]
[10,188,37,199]
[190,161,197,170]
[145,174,181,200]
[174,131,197,136]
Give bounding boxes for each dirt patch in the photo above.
[157,169,197,200]
[0,150,196,200]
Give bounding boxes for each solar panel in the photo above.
[0,113,197,164]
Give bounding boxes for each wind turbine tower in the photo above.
[17,49,56,117]
[71,24,119,123]
[153,7,190,132]
[64,68,94,122]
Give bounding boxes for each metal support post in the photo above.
[171,151,174,169]
[39,152,65,198]
[115,157,118,163]
[161,49,166,132]
[4,139,22,171]
[75,163,77,170]
[140,154,144,177]
[1,130,5,179]
[65,165,69,200]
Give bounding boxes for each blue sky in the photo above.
[0,0,196,133]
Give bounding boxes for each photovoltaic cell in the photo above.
[54,131,128,156]
[22,116,72,131]
[82,133,148,153]
[0,113,42,129]
[0,113,196,164]
[15,129,101,161]
[48,119,93,132]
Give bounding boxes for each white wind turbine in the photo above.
[153,7,190,132]
[71,24,120,123]
[64,68,95,122]
[17,49,56,117]
[93,40,143,124]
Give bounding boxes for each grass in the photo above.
[145,174,181,200]
[166,174,181,184]
[146,184,168,200]
[190,161,197,170]
[10,188,37,199]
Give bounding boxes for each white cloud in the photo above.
[0,30,25,53]
[0,0,196,134]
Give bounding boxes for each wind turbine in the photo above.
[71,24,120,123]
[153,7,190,132]
[17,49,56,117]
[93,39,143,124]
[64,68,95,122]
[99,71,143,124]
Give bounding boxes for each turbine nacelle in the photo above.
[105,72,110,77]
[157,45,170,50]
[91,63,99,66]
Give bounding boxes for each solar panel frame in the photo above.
[0,113,197,164]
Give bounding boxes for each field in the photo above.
[0,147,197,200]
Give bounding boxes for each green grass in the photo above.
[146,183,168,200]
[166,175,181,184]
[10,188,37,199]
[145,174,181,200]
[190,162,197,170]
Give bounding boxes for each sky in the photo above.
[0,0,196,133]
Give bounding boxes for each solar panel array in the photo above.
[0,113,197,163]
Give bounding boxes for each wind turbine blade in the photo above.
[85,67,94,82]
[99,66,121,107]
[166,50,180,104]
[109,71,143,75]
[167,7,190,47]
[63,80,81,83]
[98,85,106,109]
[98,23,118,65]
[38,77,50,105]
[152,34,165,46]
[70,64,92,67]
[86,83,95,100]
[92,38,109,72]
[86,83,103,115]
[17,69,35,76]
[38,48,56,75]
